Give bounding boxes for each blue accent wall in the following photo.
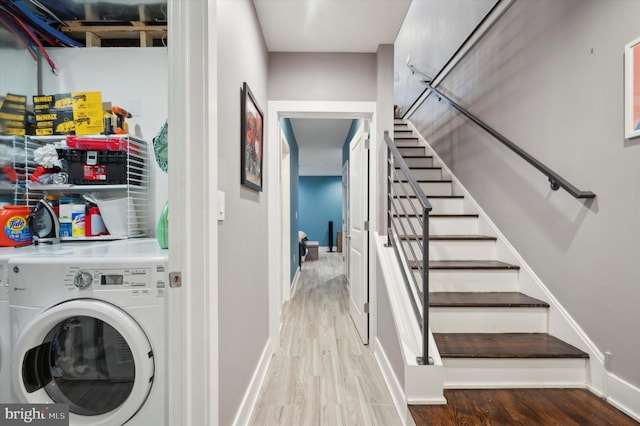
[281,118,300,283]
[342,119,362,165]
[299,176,342,247]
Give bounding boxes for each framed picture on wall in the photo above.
[625,37,640,139]
[241,82,264,191]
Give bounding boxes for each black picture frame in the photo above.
[241,82,264,191]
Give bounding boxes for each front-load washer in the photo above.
[9,239,168,425]
[1,242,90,403]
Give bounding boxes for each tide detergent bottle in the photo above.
[0,205,32,246]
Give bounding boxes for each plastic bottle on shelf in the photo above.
[86,206,107,236]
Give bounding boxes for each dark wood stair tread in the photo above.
[429,292,549,308]
[401,155,433,158]
[399,234,497,241]
[409,260,520,270]
[409,389,638,426]
[434,333,589,359]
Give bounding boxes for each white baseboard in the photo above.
[373,337,412,425]
[606,373,640,422]
[232,339,273,426]
[290,266,301,299]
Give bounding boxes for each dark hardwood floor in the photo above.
[410,389,639,426]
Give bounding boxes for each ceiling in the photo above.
[252,0,411,53]
[291,118,353,176]
[253,0,411,175]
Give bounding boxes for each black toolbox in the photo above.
[59,149,143,185]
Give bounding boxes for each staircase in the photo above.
[391,119,589,389]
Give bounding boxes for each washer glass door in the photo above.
[23,315,135,415]
[14,299,154,425]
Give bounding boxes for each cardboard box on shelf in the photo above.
[32,92,104,135]
[0,93,27,135]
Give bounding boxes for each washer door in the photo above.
[13,299,154,426]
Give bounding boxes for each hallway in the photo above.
[249,251,401,425]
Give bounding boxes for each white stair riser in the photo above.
[391,197,465,215]
[398,146,427,156]
[401,239,497,261]
[441,358,588,389]
[393,181,452,196]
[394,139,420,147]
[394,168,443,180]
[393,216,479,235]
[431,307,548,333]
[428,269,519,292]
[402,157,434,168]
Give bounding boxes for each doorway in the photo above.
[266,100,376,352]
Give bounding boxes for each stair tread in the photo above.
[395,166,441,170]
[430,292,549,308]
[401,155,433,158]
[399,234,497,241]
[434,333,589,359]
[409,260,520,270]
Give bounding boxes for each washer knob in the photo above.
[74,271,93,289]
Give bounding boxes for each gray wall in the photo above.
[393,0,494,116]
[217,1,269,424]
[403,0,640,389]
[269,52,376,101]
[376,44,394,234]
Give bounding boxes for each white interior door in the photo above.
[348,122,369,344]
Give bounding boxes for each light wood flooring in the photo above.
[249,251,401,426]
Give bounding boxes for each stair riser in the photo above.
[398,146,427,156]
[393,135,418,142]
[441,358,588,389]
[427,270,519,292]
[392,197,465,215]
[402,157,434,167]
[394,168,443,180]
[401,240,497,261]
[394,216,479,235]
[393,181,452,196]
[394,141,422,150]
[431,308,548,333]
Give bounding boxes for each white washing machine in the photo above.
[9,239,168,425]
[1,243,86,403]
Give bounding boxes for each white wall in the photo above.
[40,47,169,227]
[403,0,640,390]
[377,260,405,388]
[269,52,377,101]
[0,35,37,100]
[216,1,270,424]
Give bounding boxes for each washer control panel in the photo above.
[65,265,165,294]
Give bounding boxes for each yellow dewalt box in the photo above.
[33,92,104,135]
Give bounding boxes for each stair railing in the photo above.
[385,130,433,366]
[425,84,596,199]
